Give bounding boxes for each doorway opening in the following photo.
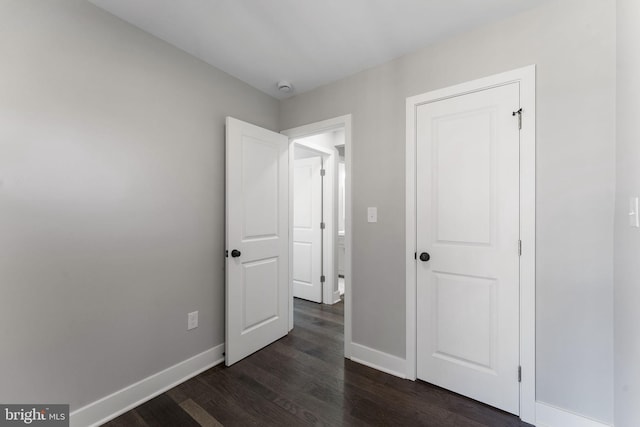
[292,134,343,305]
[282,115,352,358]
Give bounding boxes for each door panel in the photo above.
[416,83,520,414]
[292,157,322,303]
[435,110,493,244]
[226,117,288,366]
[242,137,280,238]
[433,273,496,370]
[242,257,279,332]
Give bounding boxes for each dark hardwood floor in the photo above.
[103,298,531,427]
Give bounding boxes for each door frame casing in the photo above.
[281,114,353,358]
[405,66,536,424]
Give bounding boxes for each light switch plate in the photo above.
[367,207,377,223]
[630,197,639,228]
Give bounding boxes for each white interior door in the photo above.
[225,117,289,366]
[416,83,520,414]
[293,157,323,303]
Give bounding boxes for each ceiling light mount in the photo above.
[277,80,293,93]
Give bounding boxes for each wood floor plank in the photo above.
[293,302,345,324]
[221,364,334,426]
[179,399,223,427]
[170,374,218,406]
[294,309,344,333]
[277,330,345,364]
[295,298,344,318]
[198,398,261,427]
[199,362,306,426]
[131,394,200,427]
[242,357,368,427]
[101,410,148,427]
[101,298,532,427]
[284,324,345,356]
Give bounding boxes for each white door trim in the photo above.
[281,114,353,358]
[405,66,536,424]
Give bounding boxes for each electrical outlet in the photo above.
[188,311,198,330]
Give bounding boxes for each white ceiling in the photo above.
[89,0,547,99]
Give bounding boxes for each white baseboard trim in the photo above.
[536,401,612,427]
[332,290,341,304]
[350,342,406,379]
[70,343,225,427]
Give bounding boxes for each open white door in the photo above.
[225,117,289,366]
[293,156,323,303]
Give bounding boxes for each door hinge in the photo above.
[512,108,523,130]
[518,240,522,256]
[320,169,326,176]
[320,222,326,229]
[320,275,326,283]
[518,366,522,383]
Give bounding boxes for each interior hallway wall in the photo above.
[279,0,616,422]
[0,0,279,411]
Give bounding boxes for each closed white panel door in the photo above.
[416,83,520,414]
[226,117,289,366]
[293,157,322,303]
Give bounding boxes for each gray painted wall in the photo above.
[280,0,616,422]
[0,0,278,410]
[615,0,640,426]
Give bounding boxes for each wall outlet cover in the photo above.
[188,311,199,330]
